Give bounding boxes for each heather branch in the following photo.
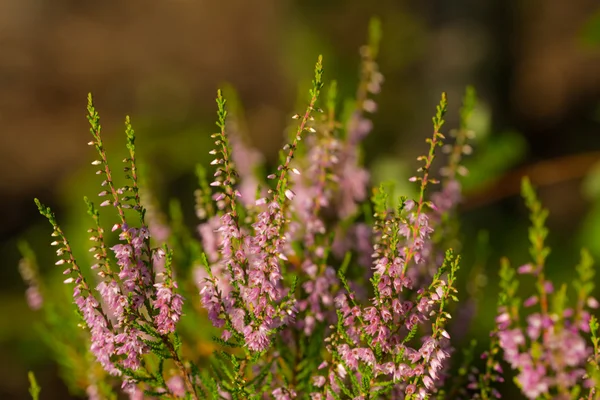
[35,199,108,324]
[87,93,127,225]
[275,54,323,206]
[521,177,550,322]
[87,95,155,288]
[211,89,241,218]
[124,116,145,220]
[402,92,447,277]
[35,199,117,372]
[85,196,118,280]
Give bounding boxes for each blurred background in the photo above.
[1,0,600,398]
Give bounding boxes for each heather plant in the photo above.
[20,18,600,400]
[492,178,599,399]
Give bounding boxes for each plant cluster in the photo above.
[21,18,600,400]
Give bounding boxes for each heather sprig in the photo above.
[495,178,598,399]
[35,199,119,373]
[199,56,324,357]
[432,86,476,251]
[275,54,324,207]
[574,249,596,323]
[35,99,199,398]
[310,93,461,400]
[521,176,551,319]
[403,92,447,276]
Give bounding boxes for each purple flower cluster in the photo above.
[153,279,184,335]
[496,267,596,399]
[74,282,120,375]
[311,214,456,399]
[80,189,184,377]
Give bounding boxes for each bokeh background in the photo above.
[1,1,600,398]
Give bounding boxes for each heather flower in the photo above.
[243,323,270,352]
[115,328,148,370]
[200,280,225,328]
[153,281,184,335]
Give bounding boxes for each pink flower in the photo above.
[152,282,184,335]
[244,324,270,352]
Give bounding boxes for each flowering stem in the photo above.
[275,55,323,204]
[402,93,447,277]
[87,94,127,225]
[35,199,113,328]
